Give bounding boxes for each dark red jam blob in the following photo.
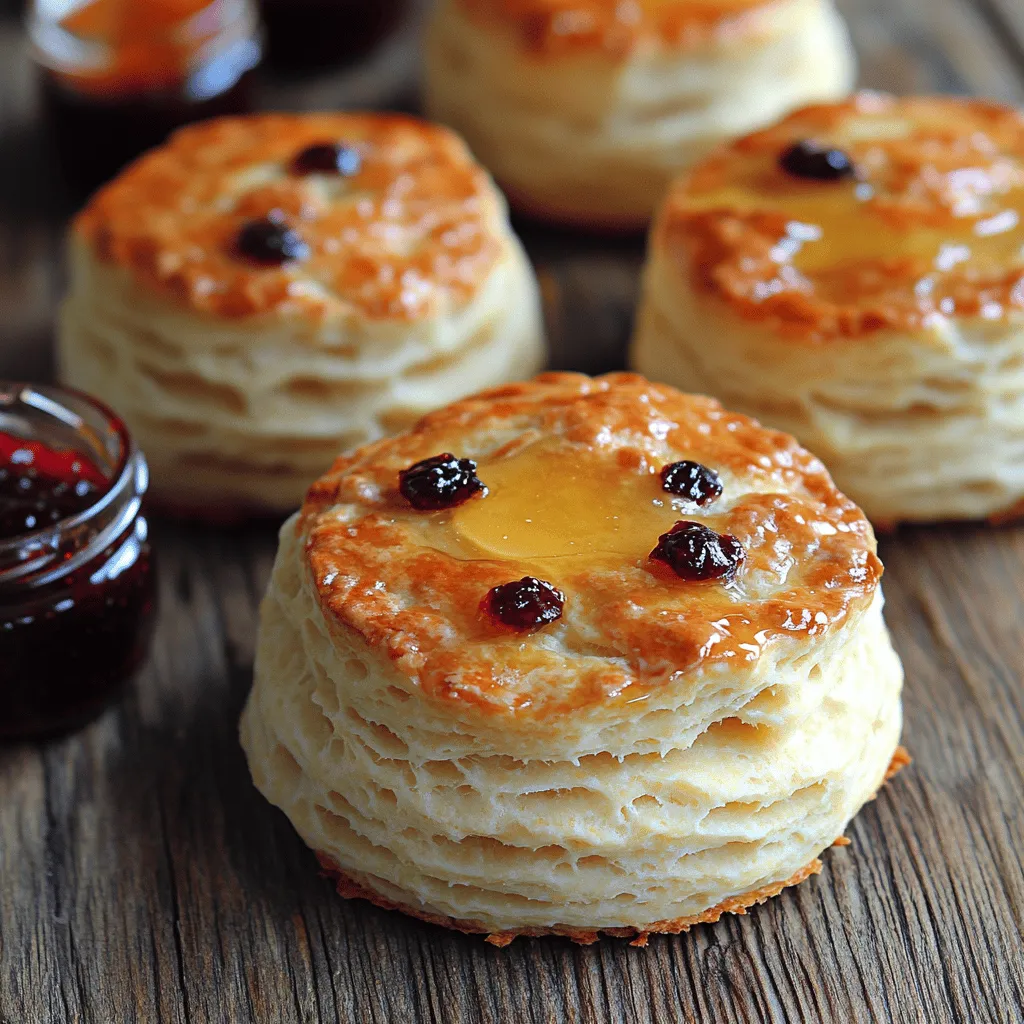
[0,520,155,740]
[236,216,309,265]
[485,576,564,631]
[650,521,745,582]
[399,453,485,511]
[779,140,855,181]
[660,461,723,506]
[0,435,106,539]
[291,142,362,176]
[0,432,155,740]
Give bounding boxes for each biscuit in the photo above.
[631,92,1024,524]
[423,0,855,230]
[59,114,546,516]
[240,372,904,941]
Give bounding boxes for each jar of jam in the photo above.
[27,0,263,197]
[0,383,155,740]
[259,0,408,74]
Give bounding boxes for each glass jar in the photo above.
[259,0,408,74]
[27,0,263,197]
[0,383,155,741]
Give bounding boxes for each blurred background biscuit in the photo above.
[424,0,855,230]
[59,112,546,517]
[632,93,1024,525]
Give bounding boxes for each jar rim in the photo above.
[26,0,261,79]
[0,382,146,586]
[27,0,255,43]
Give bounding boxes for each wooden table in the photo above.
[2,2,1024,1021]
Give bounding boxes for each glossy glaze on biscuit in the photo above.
[659,92,1024,341]
[74,113,503,321]
[301,372,881,719]
[456,0,780,57]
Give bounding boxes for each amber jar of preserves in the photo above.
[0,383,155,740]
[27,0,262,196]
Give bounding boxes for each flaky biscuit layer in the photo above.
[59,233,544,513]
[315,854,826,946]
[316,746,907,945]
[424,0,854,227]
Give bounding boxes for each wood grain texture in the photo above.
[2,2,1024,1022]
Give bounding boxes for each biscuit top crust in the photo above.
[301,373,880,719]
[74,114,504,321]
[455,0,779,57]
[659,93,1024,342]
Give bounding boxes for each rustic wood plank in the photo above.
[839,0,1024,101]
[3,1,1024,1022]
[967,0,1024,75]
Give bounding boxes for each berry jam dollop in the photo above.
[485,576,564,631]
[650,521,745,582]
[660,460,723,506]
[399,453,486,511]
[292,142,362,177]
[779,140,855,181]
[236,216,309,265]
[0,435,106,539]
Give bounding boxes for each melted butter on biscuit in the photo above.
[685,179,1024,282]
[452,440,692,562]
[665,93,1024,339]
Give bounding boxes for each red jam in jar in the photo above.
[0,384,155,740]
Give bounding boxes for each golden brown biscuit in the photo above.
[631,92,1024,524]
[240,372,904,941]
[59,113,546,516]
[424,0,855,230]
